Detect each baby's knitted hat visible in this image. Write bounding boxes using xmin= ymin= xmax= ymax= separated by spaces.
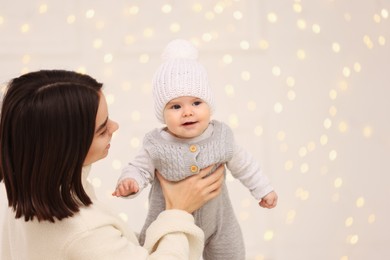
xmin=152 ymin=39 xmax=215 ymax=123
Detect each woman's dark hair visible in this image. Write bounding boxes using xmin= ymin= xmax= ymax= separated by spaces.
xmin=0 ymin=70 xmax=103 ymax=222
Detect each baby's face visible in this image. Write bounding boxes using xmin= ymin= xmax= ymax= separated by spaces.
xmin=163 ymin=96 xmax=211 ymax=139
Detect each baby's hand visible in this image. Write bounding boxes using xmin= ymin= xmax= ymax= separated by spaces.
xmin=259 ymin=191 xmax=278 ymax=209
xmin=112 ymin=178 xmax=139 ymax=197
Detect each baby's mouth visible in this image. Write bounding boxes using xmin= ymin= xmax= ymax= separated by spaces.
xmin=182 ymin=121 xmax=196 ymax=126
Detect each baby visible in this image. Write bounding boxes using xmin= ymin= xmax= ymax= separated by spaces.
xmin=113 ymin=39 xmax=278 ymax=260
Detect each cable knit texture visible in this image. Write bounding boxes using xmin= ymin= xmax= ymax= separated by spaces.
xmin=152 ymin=39 xmax=215 ymax=123
xmin=144 ymin=120 xmax=234 ymax=181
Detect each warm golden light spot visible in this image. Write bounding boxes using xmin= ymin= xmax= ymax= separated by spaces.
xmin=112 ymin=159 xmax=122 ymax=170
xmin=332 ymin=42 xmax=341 ymax=53
xmin=214 ymin=3 xmax=224 ymax=14
xmin=22 ymin=55 xmax=31 ymax=64
xmin=241 ymin=71 xmax=251 ymax=81
xmin=363 ymin=35 xmax=374 ymax=49
xmin=233 ymin=11 xmax=243 ymax=20
xmin=297 ymin=49 xmax=306 ymax=60
xmin=329 ymin=106 xmax=337 ymax=117
xmin=298 ymin=147 xmax=307 ymax=157
xmin=239 ymin=211 xmax=249 ymax=221
xmin=286 ymin=209 xmax=296 ymax=224
xmin=255 ymin=255 xmax=265 ymax=260
xmin=345 ymin=217 xmax=353 ymax=227
xmin=300 ymin=163 xmax=309 ymax=173
xmin=312 ymin=24 xmax=321 ymax=34
xmin=329 ymin=89 xmax=337 ymax=100
xmin=95 ymin=21 xmax=105 ymax=30
xmin=93 ymin=39 xmax=103 ymax=49
xmin=378 ymin=36 xmax=386 ymax=46
xmin=205 ymin=12 xmax=215 ymax=20
xmin=104 ymin=54 xmax=113 ymax=63
xmin=334 ymin=177 xmax=343 ymax=188
xmin=139 ymin=54 xmax=149 ymax=63
xmin=297 ymin=19 xmax=306 ymax=30
xmin=85 ymin=9 xmax=95 ymax=19
xmin=285 ymin=160 xmax=293 ymax=171
xmin=130 ymin=137 xmax=140 ymax=148
xmin=296 ymin=188 xmax=309 ymax=200
xmin=338 ymin=121 xmax=348 ymax=133
xmin=202 ymin=33 xmax=212 ymax=42
xmin=356 ymin=197 xmax=365 ymax=208
xmin=272 ymin=66 xmax=281 ymax=76
xmin=229 ymin=114 xmax=239 ymax=129
xmin=0 ymin=16 xmax=4 ymax=25
xmin=192 ymin=3 xmax=203 ymax=12
xmin=125 ymin=35 xmax=135 ymax=45
xmin=381 ymin=8 xmax=389 ymax=19
xmin=259 ymin=40 xmax=269 ymax=50
xmin=347 ymin=235 xmax=359 ymax=245
xmin=39 ymin=4 xmax=48 ymax=14
xmin=161 ymin=4 xmax=172 ymax=13
xmin=339 ymin=80 xmax=348 ymax=91
xmin=254 ymin=126 xmax=263 ymax=136
xmin=128 ymin=6 xmax=139 ymax=15
xmin=277 ymin=131 xmax=286 ymax=141
xmin=342 ymin=67 xmax=351 ymax=77
xmin=307 ymin=142 xmax=316 ymax=151
xmin=76 ymin=67 xmax=87 ymax=74
xmin=373 ymin=14 xmax=381 ymax=23
xmin=67 ymin=15 xmax=76 ymax=24
xmin=240 ymin=41 xmax=250 ymax=50
xmin=286 ymin=77 xmax=295 ymax=87
xmin=170 ymin=23 xmax=181 ymax=33
xmin=329 ymin=150 xmax=337 ymax=161
xmin=247 ymin=101 xmax=256 ymax=111
xmin=121 ymin=82 xmax=131 ymax=91
xmin=287 ymin=90 xmax=296 ymax=101
xmin=363 ymin=126 xmax=373 ymax=138
xmin=267 ymin=12 xmax=278 ymax=23
xmin=368 ymin=214 xmax=376 ymax=224
xmin=21 ymin=23 xmax=30 ymax=33
xmin=131 ymin=111 xmax=141 ymax=121
xmin=293 ymin=3 xmax=302 ymax=13
xmin=353 ymin=62 xmax=361 ymax=72
xmin=225 ymin=84 xmax=235 ymax=97
xmin=340 ymin=256 xmax=349 ymax=260
xmin=344 ymin=13 xmax=352 ymax=22
xmin=320 ymin=134 xmax=328 ymax=145
xmin=274 ymin=102 xmax=283 ymax=113
xmin=323 ymin=118 xmax=332 ymax=129
xmin=223 ymin=54 xmax=233 ymax=64
xmin=143 ymin=28 xmax=154 ymax=37
xmin=263 ymin=230 xmax=274 ymax=241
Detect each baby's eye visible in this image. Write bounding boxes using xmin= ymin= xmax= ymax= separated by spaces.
xmin=193 ymin=101 xmax=202 ymax=106
xmin=171 ymin=104 xmax=181 ymax=110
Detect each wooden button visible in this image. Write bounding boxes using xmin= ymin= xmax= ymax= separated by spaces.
xmin=189 ymin=145 xmax=197 ymax=152
xmin=190 ymin=165 xmax=198 ymax=173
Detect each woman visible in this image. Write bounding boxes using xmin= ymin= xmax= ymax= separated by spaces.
xmin=0 ymin=70 xmax=224 ymax=259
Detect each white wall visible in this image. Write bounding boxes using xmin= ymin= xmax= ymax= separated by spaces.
xmin=1 ymin=1 xmax=389 ymax=259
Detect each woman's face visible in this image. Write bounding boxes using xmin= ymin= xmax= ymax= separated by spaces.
xmin=83 ymin=92 xmax=119 ymax=166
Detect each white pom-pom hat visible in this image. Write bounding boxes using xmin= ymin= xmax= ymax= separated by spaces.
xmin=153 ymin=39 xmax=215 ymax=123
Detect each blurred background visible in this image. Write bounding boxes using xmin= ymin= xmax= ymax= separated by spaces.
xmin=0 ymin=1 xmax=389 ymax=259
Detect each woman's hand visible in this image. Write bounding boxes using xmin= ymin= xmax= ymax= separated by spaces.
xmin=156 ymin=164 xmax=224 ymax=213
